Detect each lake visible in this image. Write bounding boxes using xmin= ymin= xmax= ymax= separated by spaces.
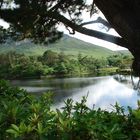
xmin=10 ymin=76 xmax=140 ymax=111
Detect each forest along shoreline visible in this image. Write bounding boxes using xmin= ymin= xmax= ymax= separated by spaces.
xmin=0 ymin=50 xmax=132 ymax=80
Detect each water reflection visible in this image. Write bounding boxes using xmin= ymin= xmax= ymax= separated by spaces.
xmin=11 ymin=76 xmax=140 ymax=111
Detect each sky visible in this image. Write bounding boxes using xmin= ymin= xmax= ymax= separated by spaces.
xmin=0 ymin=0 xmax=127 ymax=51
xmin=58 ymin=0 xmax=127 ymax=51
xmin=0 ymin=19 xmax=9 ymax=28
xmin=58 ymin=10 xmax=126 ymax=51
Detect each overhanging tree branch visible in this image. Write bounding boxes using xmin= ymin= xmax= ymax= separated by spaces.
xmin=0 ymin=1 xmax=129 ymax=49
xmin=80 ymin=17 xmax=111 ymax=28
xmin=80 ymin=17 xmax=112 ymax=31
xmin=50 ymin=12 xmax=128 ymax=48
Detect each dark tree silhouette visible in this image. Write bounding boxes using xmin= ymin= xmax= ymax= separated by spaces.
xmin=94 ymin=0 xmax=140 ymax=76
xmin=0 ymin=0 xmax=140 ymax=75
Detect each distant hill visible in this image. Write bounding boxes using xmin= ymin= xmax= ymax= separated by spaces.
xmin=116 ymin=50 xmax=131 ymax=55
xmin=0 ymin=35 xmax=131 ymax=58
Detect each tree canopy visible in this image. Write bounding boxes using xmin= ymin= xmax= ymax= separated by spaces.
xmin=0 ymin=0 xmax=140 ymax=75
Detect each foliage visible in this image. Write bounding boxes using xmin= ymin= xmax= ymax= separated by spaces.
xmin=0 ymin=51 xmax=132 ymax=79
xmin=1 ymin=0 xmax=140 ymax=77
xmin=1 ymin=80 xmax=140 ymax=140
xmin=107 ymin=54 xmax=132 ymax=68
xmin=0 ymin=0 xmax=91 ymax=43
xmin=0 ymin=52 xmax=45 ymax=79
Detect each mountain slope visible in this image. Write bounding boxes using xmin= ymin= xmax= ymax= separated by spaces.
xmin=47 ymin=35 xmax=116 ymax=58
xmin=0 ymin=35 xmax=131 ymax=58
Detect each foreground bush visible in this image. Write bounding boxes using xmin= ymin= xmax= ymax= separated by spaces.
xmin=0 ymin=80 xmax=140 ymax=140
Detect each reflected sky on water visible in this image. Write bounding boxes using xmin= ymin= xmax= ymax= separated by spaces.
xmin=11 ymin=76 xmax=140 ymax=111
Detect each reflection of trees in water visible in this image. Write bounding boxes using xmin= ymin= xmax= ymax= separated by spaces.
xmin=11 ymin=77 xmax=140 ymax=110
xmin=114 ymin=75 xmax=140 ymax=93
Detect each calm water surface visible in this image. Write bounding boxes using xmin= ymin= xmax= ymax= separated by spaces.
xmin=11 ymin=76 xmax=140 ymax=111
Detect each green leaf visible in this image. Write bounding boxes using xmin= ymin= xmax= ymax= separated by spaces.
xmin=6 ymin=129 xmax=17 ymax=134
xmin=11 ymin=124 xmax=19 ymax=132
xmin=37 ymin=122 xmax=44 ymax=134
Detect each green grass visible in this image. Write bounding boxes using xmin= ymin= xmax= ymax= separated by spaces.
xmin=0 ymin=42 xmax=47 ymax=56
xmin=0 ymin=35 xmax=131 ymax=58
xmin=47 ymin=36 xmax=115 ymax=58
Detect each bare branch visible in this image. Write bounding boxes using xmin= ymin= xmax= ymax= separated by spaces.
xmin=80 ymin=21 xmax=98 ymax=26
xmin=80 ymin=17 xmax=112 ymax=31
xmin=65 ymin=26 xmax=75 ymax=34
xmin=0 ymin=0 xmax=3 ymax=8
xmin=90 ymin=0 xmax=95 ymax=17
xmin=47 ymin=0 xmax=65 ymax=13
xmin=49 ymin=12 xmax=128 ymax=49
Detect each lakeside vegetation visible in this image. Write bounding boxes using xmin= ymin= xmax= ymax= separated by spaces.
xmin=0 ymin=35 xmax=132 ymax=80
xmin=0 ymin=0 xmax=140 ymax=139
xmin=0 ymin=50 xmax=132 ymax=79
xmin=0 ymin=36 xmax=135 ymax=140
xmin=1 ymin=80 xmax=140 ymax=140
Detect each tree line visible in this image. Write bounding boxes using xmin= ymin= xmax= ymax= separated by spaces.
xmin=0 ymin=51 xmax=132 ymax=79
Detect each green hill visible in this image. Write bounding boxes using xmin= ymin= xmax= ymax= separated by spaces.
xmin=0 ymin=35 xmax=131 ymax=58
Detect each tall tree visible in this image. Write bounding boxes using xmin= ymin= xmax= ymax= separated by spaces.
xmin=94 ymin=0 xmax=140 ymax=76
xmin=0 ymin=0 xmax=140 ymax=75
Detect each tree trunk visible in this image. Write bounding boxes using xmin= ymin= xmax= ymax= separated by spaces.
xmin=130 ymin=47 xmax=140 ymax=76
xmin=95 ymin=0 xmax=140 ymax=75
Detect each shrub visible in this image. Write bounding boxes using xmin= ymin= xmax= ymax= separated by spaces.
xmin=0 ymin=80 xmax=140 ymax=140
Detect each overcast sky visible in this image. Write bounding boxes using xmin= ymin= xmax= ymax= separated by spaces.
xmin=58 ymin=9 xmax=126 ymax=51
xmin=0 ymin=0 xmax=126 ymax=51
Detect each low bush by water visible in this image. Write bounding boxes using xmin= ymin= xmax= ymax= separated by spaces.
xmin=0 ymin=80 xmax=140 ymax=140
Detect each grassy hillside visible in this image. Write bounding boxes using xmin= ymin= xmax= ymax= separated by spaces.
xmin=0 ymin=35 xmax=131 ymax=58
xmin=47 ymin=35 xmax=116 ymax=58
xmin=0 ymin=41 xmax=47 ymax=56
